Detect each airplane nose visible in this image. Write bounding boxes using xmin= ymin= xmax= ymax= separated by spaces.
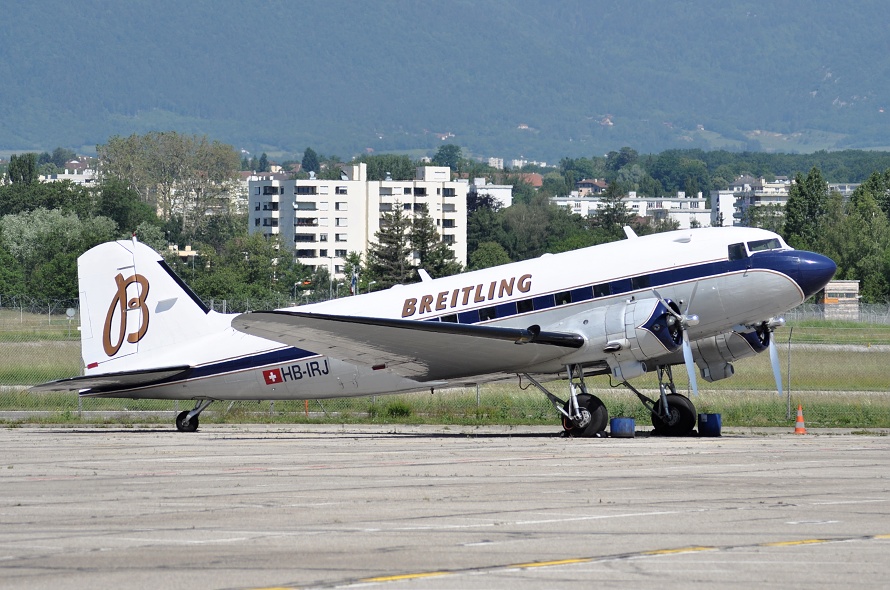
xmin=796 ymin=251 xmax=837 ymax=299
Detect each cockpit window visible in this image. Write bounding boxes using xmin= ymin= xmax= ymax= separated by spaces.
xmin=747 ymin=238 xmax=782 ymax=252
xmin=728 ymin=243 xmax=747 ymax=261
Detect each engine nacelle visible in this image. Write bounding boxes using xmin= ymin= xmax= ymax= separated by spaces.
xmin=692 ymin=329 xmax=770 ymax=382
xmin=555 ymin=297 xmax=683 ymax=381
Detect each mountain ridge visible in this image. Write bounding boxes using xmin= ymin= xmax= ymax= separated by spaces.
xmin=2 ymin=1 xmax=890 ymax=160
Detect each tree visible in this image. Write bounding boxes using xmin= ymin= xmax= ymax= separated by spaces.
xmin=366 ymin=203 xmax=414 ymax=288
xmin=6 ymin=153 xmax=38 ymax=184
xmin=301 ymin=147 xmax=319 ymax=174
xmin=467 ymin=199 xmax=506 ymax=255
xmin=0 ymin=241 xmax=25 ymax=295
xmin=97 ymin=132 xmax=239 ymax=236
xmin=356 ymin=154 xmax=416 ymax=180
xmin=51 ymin=147 xmax=76 ymax=169
xmin=95 ymin=179 xmax=158 ymax=233
xmin=606 ymin=147 xmax=639 ymax=172
xmin=0 ymin=180 xmax=93 ymax=218
xmin=409 ymin=205 xmax=439 ymax=271
xmin=421 ymin=241 xmax=463 ymax=278
xmin=0 ymin=208 xmax=117 ymax=299
xmin=783 ymin=167 xmax=829 ymax=250
xmin=468 ymin=241 xmax=511 ymax=270
xmin=590 ymin=182 xmax=635 ymax=239
xmin=258 ymin=152 xmax=269 ymax=173
xmin=431 ymin=144 xmax=462 ymax=172
xmin=410 ymin=205 xmax=462 ymax=278
xmin=500 ymin=197 xmax=551 ymax=260
xmin=743 ymin=203 xmax=785 ymax=233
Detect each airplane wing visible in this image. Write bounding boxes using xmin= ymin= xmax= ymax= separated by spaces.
xmin=233 ymin=311 xmax=584 ymax=381
xmin=29 ymin=366 xmax=191 ymax=394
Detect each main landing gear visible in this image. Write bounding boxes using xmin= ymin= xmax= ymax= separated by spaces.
xmin=524 ymin=366 xmax=609 ymax=437
xmin=523 ymin=364 xmax=697 ymax=438
xmin=623 ymin=365 xmax=697 ymax=436
xmin=175 ymin=399 xmax=214 ymax=432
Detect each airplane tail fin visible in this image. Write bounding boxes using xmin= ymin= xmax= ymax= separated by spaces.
xmin=78 ymin=237 xmax=222 ymax=375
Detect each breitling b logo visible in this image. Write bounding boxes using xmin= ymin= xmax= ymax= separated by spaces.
xmin=103 ymin=273 xmax=150 ymax=357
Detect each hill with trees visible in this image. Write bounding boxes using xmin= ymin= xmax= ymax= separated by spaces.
xmin=3 ymin=1 xmax=890 ymax=161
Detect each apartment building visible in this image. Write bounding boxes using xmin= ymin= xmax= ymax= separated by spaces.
xmin=552 ymin=190 xmax=719 ymax=229
xmin=248 ymin=164 xmax=467 ymax=277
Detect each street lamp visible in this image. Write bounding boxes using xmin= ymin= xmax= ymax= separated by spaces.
xmin=368 ymin=280 xmax=377 ymax=294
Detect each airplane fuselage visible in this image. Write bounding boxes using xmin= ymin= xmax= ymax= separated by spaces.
xmin=77 ymin=227 xmax=833 ymax=402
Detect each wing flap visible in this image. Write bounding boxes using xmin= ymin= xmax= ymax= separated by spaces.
xmin=233 ymin=311 xmax=584 ymax=381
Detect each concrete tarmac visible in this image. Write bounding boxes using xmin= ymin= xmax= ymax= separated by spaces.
xmin=1 ymin=424 xmax=888 ymax=589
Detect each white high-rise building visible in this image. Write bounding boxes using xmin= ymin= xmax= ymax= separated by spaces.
xmin=248 ymin=164 xmax=467 ymax=277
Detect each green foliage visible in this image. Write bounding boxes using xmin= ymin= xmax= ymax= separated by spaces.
xmin=94 ymin=179 xmax=159 ymax=233
xmin=96 ymin=131 xmax=240 ymax=237
xmin=355 ymin=153 xmax=416 ymax=180
xmin=469 ymin=241 xmax=511 ymax=270
xmin=410 ymin=205 xmax=462 ymax=279
xmin=783 ymin=167 xmax=829 ymax=250
xmin=366 ymin=203 xmax=414 ymax=288
xmin=0 ymin=180 xmax=93 ymax=218
xmin=0 ymin=209 xmax=118 ymax=298
xmin=6 ymin=154 xmax=38 ymax=185
xmin=431 ymin=144 xmax=462 ymax=172
xmin=182 ymin=233 xmax=313 ymax=302
xmin=589 ymin=182 xmax=635 ymax=240
xmin=301 ymin=148 xmax=319 ymax=174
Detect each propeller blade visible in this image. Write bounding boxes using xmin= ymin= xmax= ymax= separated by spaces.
xmin=682 ymin=332 xmax=699 ymax=396
xmin=683 ymin=282 xmax=700 ymax=315
xmin=768 ymin=338 xmax=784 ymax=397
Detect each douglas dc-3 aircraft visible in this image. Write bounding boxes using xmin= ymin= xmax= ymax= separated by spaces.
xmin=33 ymin=226 xmax=836 ymax=436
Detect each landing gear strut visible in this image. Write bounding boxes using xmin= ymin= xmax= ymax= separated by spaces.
xmin=623 ymin=365 xmax=697 ymax=436
xmin=523 ymin=365 xmax=609 ymax=437
xmin=175 ymin=399 xmax=214 ymax=432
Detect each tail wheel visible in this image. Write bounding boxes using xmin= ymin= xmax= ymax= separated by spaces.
xmin=651 ymin=393 xmax=696 ymax=436
xmin=562 ymin=393 xmax=609 ymax=437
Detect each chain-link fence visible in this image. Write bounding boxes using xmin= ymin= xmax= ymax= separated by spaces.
xmin=2 ymin=300 xmax=889 ymax=428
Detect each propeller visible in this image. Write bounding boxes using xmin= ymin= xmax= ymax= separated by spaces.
xmin=654 ymin=284 xmax=700 ymax=396
xmin=760 ymin=318 xmax=786 ymax=396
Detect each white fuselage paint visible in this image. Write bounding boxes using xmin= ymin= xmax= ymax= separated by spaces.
xmin=82 ymin=227 xmax=807 ymax=402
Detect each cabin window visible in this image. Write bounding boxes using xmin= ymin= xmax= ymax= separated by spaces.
xmin=555 ymin=291 xmax=572 ymax=306
xmin=728 ymin=243 xmax=747 ymax=261
xmin=748 ymin=238 xmax=782 ymax=252
xmin=441 ymin=314 xmax=458 ymax=323
xmin=593 ymin=283 xmax=610 ymax=298
xmin=631 ymin=275 xmax=650 ymax=290
xmin=533 ymin=295 xmax=555 ymax=310
xmin=479 ymin=306 xmax=497 ymax=321
xmin=496 ymin=302 xmax=517 ymax=318
xmin=517 ymin=299 xmax=534 ymax=314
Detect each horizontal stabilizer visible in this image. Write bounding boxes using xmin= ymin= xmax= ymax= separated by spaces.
xmin=30 ymin=366 xmax=191 ymax=394
xmin=233 ymin=311 xmax=584 ymax=381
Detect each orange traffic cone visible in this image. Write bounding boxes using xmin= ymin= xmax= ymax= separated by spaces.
xmin=794 ymin=404 xmax=807 ymax=434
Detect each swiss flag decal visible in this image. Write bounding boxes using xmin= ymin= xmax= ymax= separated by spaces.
xmin=262 ymin=368 xmax=283 ymax=385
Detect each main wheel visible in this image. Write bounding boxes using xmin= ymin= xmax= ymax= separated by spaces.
xmin=175 ymin=410 xmax=199 ymax=433
xmin=651 ymin=393 xmax=696 ymax=436
xmin=562 ymin=393 xmax=609 ymax=437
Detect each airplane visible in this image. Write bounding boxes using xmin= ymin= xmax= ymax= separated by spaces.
xmin=32 ymin=226 xmax=836 ymax=437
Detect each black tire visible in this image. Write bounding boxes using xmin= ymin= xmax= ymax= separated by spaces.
xmin=651 ymin=393 xmax=696 ymax=436
xmin=562 ymin=393 xmax=609 ymax=437
xmin=175 ymin=410 xmax=199 ymax=433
